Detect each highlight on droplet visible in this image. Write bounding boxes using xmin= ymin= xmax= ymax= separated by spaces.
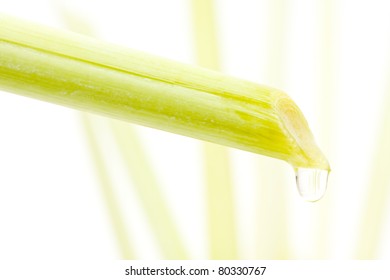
xmin=295 ymin=168 xmax=329 ymax=202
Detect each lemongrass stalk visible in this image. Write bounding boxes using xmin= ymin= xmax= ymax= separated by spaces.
xmin=56 ymin=10 xmax=188 ymax=259
xmin=191 ymin=0 xmax=237 ymax=260
xmin=82 ymin=115 xmax=135 ymax=259
xmin=0 ymin=14 xmax=329 ymax=171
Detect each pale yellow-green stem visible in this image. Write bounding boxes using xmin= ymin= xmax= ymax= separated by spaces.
xmin=0 ymin=14 xmax=329 ymax=171
xmin=82 ymin=115 xmax=135 ymax=259
xmin=191 ymin=0 xmax=237 ymax=260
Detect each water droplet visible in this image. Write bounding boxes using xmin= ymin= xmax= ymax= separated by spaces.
xmin=295 ymin=168 xmax=329 ymax=202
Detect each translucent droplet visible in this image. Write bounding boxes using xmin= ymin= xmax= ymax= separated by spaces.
xmin=295 ymin=168 xmax=329 ymax=202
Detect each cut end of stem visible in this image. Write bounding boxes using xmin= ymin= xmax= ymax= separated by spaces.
xmin=273 ymin=91 xmax=330 ymax=171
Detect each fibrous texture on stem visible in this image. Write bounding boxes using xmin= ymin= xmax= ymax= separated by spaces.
xmin=0 ymin=14 xmax=329 ymax=171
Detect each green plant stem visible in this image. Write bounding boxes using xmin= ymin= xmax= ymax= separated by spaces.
xmin=0 ymin=14 xmax=329 ymax=171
